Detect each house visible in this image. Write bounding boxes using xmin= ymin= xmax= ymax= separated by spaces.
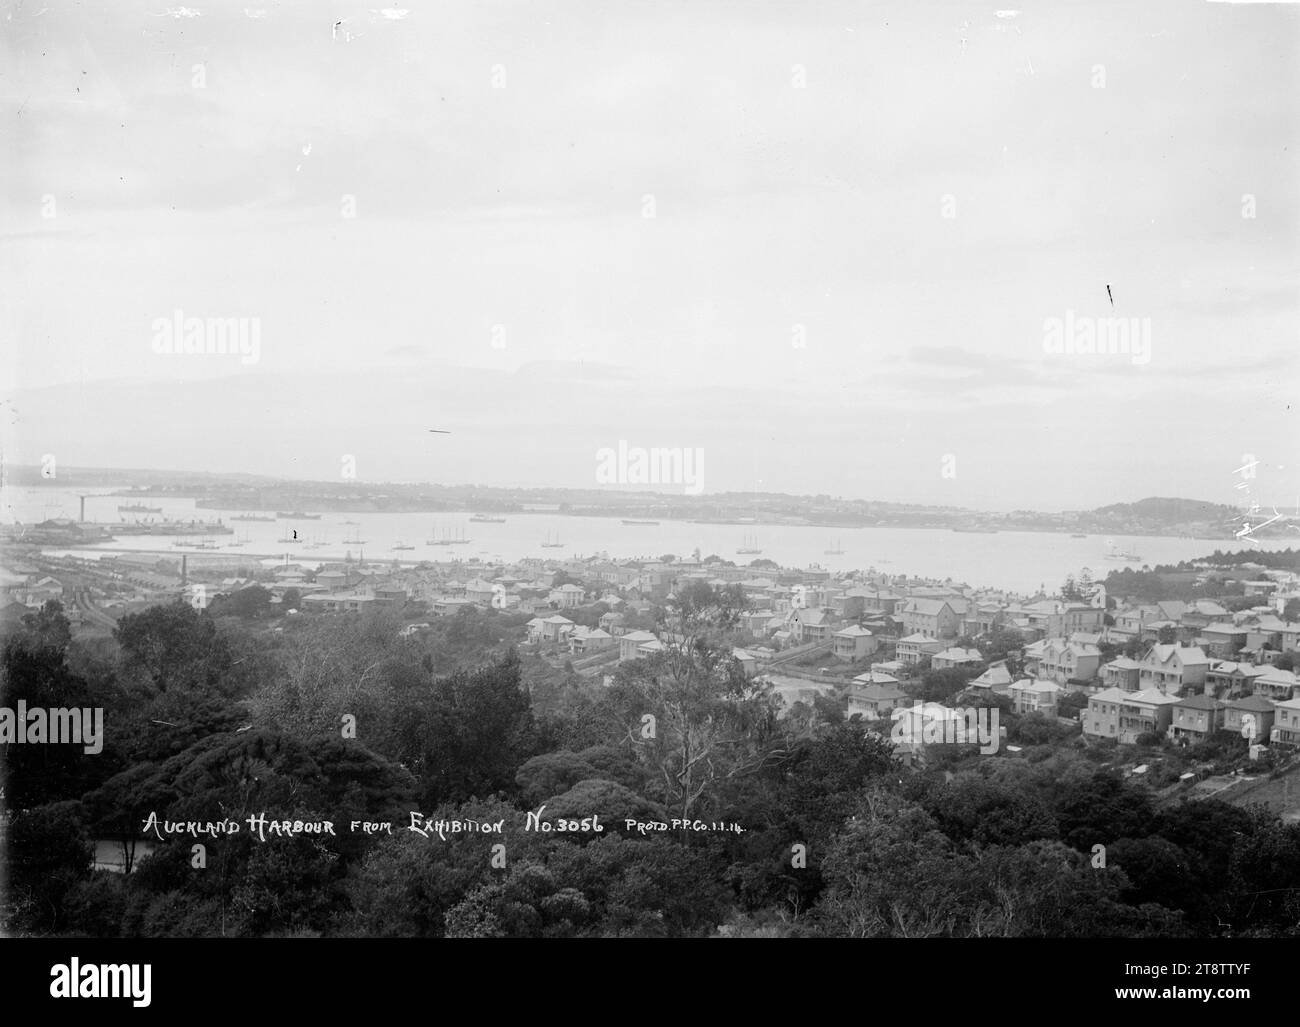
xmin=1112 ymin=689 xmax=1180 ymax=744
xmin=963 ymin=602 xmax=1005 ymax=638
xmin=1137 ymin=645 xmax=1211 ymax=695
xmin=302 ymin=592 xmax=376 ymax=613
xmin=1010 ymin=679 xmax=1063 ymax=717
xmin=1204 ymin=661 xmax=1267 ymax=698
xmin=1180 ymin=600 xmax=1230 ymax=631
xmin=1222 ymin=694 xmax=1277 ymax=743
xmin=833 ymin=625 xmax=876 ymax=661
xmin=888 ymin=702 xmax=972 ymax=752
xmin=432 ymin=597 xmax=476 ymax=616
xmin=931 ymin=646 xmax=984 ymax=670
xmin=896 ymin=633 xmax=945 ymax=667
xmin=1269 ymin=698 xmax=1300 ymax=747
xmin=732 ymin=648 xmax=769 ymax=678
xmin=860 ymin=590 xmax=904 ymax=616
xmin=463 ymin=579 xmax=497 ymax=605
xmin=1168 ymin=694 xmax=1224 ymax=743
xmin=568 ymin=626 xmax=614 ymax=654
xmin=1242 ymin=615 xmax=1286 ymax=652
xmin=525 ymin=617 xmax=546 ymax=643
xmin=846 ymin=681 xmax=908 ymax=720
xmin=1200 ymin=623 xmax=1249 ymax=658
xmin=899 ymin=599 xmax=962 ymax=640
xmin=618 ymin=630 xmax=658 ymax=662
xmin=1036 ymin=638 xmax=1102 ymax=685
xmin=1016 ymin=600 xmax=1104 ymax=639
xmin=967 ymin=660 xmax=1013 ymax=696
xmin=1252 ymin=666 xmax=1298 ymax=702
xmin=791 ymin=607 xmax=836 ymax=644
xmin=549 ymin=583 xmax=586 ymax=609
xmin=1100 ymin=658 xmax=1142 ymax=692
xmin=598 ymin=610 xmax=625 ymax=631
xmin=870 ymin=659 xmax=907 ymax=677
xmin=539 ymin=614 xmax=575 ymax=643
xmin=1139 ymin=620 xmax=1183 ymax=644
xmin=1083 ymin=687 xmax=1129 ymax=739
xmin=762 ymin=673 xmax=838 ymax=718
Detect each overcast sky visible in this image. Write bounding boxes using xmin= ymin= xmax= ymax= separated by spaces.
xmin=2 ymin=0 xmax=1298 ymax=511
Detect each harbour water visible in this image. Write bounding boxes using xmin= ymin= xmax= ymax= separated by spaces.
xmin=3 ymin=487 xmax=1289 ymax=595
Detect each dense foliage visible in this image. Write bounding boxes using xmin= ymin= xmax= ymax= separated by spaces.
xmin=4 ymin=596 xmax=1299 ymax=938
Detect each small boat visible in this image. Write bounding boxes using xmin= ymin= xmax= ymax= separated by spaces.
xmin=277 ymin=536 xmax=303 ymax=544
xmin=824 ymin=539 xmax=845 ymax=554
xmin=952 ymin=526 xmax=999 ymax=534
xmin=231 ymin=513 xmax=275 ymax=522
xmin=1071 ymin=533 xmax=1088 ymax=538
xmin=119 ymin=503 xmax=163 ymax=513
xmin=469 ymin=514 xmax=506 ymax=523
xmin=392 ymin=541 xmax=415 ymax=551
xmin=622 ymin=519 xmax=660 ymax=526
xmin=276 ymin=511 xmax=321 ymax=520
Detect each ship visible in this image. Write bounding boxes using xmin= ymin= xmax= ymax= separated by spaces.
xmin=277 ymin=534 xmax=303 ymax=544
xmin=426 ymin=526 xmax=471 ymax=545
xmin=1103 ymin=539 xmax=1142 ymax=562
xmin=736 ymin=533 xmax=762 ymax=555
xmin=622 ymin=519 xmax=660 ymax=526
xmin=469 ymin=514 xmax=507 ymax=523
xmin=952 ymin=526 xmax=999 ymax=534
xmin=231 ymin=513 xmax=275 ymax=522
xmin=541 ymin=531 xmax=566 ymax=549
xmin=118 ymin=504 xmax=163 ymax=513
xmin=277 ymin=511 xmax=321 ymax=519
xmin=824 ymin=539 xmax=846 ymax=554
xmin=1071 ymin=533 xmax=1088 ymax=538
xmin=391 ymin=541 xmax=415 ymax=551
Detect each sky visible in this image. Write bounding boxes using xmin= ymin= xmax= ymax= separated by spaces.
xmin=2 ymin=0 xmax=1298 ymax=511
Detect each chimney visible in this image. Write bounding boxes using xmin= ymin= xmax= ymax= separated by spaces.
xmin=79 ymin=495 xmax=86 ymax=522
xmin=181 ymin=554 xmax=188 ymax=585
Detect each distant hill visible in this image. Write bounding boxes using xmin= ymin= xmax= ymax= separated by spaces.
xmin=1088 ymin=497 xmax=1236 ymax=521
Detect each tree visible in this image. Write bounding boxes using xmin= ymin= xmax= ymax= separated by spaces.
xmin=281 ymin=588 xmax=303 ymax=611
xmin=210 ymin=584 xmax=273 ymax=620
xmin=601 ymin=583 xmax=783 ymax=820
xmin=113 ymin=601 xmax=233 ymax=695
xmin=1282 ymin=598 xmax=1300 ymax=623
xmin=1156 ymin=625 xmax=1178 ymax=644
xmin=5 ymin=801 xmax=94 ymax=933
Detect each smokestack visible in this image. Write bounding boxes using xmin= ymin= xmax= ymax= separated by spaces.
xmin=80 ymin=495 xmax=85 ymax=523
xmin=181 ymin=554 xmax=187 ymax=585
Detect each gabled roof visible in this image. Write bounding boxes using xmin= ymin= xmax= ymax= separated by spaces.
xmin=902 ymin=598 xmax=953 ymax=617
xmin=1174 ymin=693 xmax=1220 ymax=711
xmin=971 ymin=662 xmax=1012 ymax=687
xmin=850 ymin=682 xmax=908 ymax=701
xmin=1089 ymin=687 xmax=1132 ymax=703
xmin=1143 ymin=644 xmax=1210 ymax=667
xmin=1209 ymin=661 xmax=1266 ymax=677
xmin=835 ymin=625 xmax=873 ymax=637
